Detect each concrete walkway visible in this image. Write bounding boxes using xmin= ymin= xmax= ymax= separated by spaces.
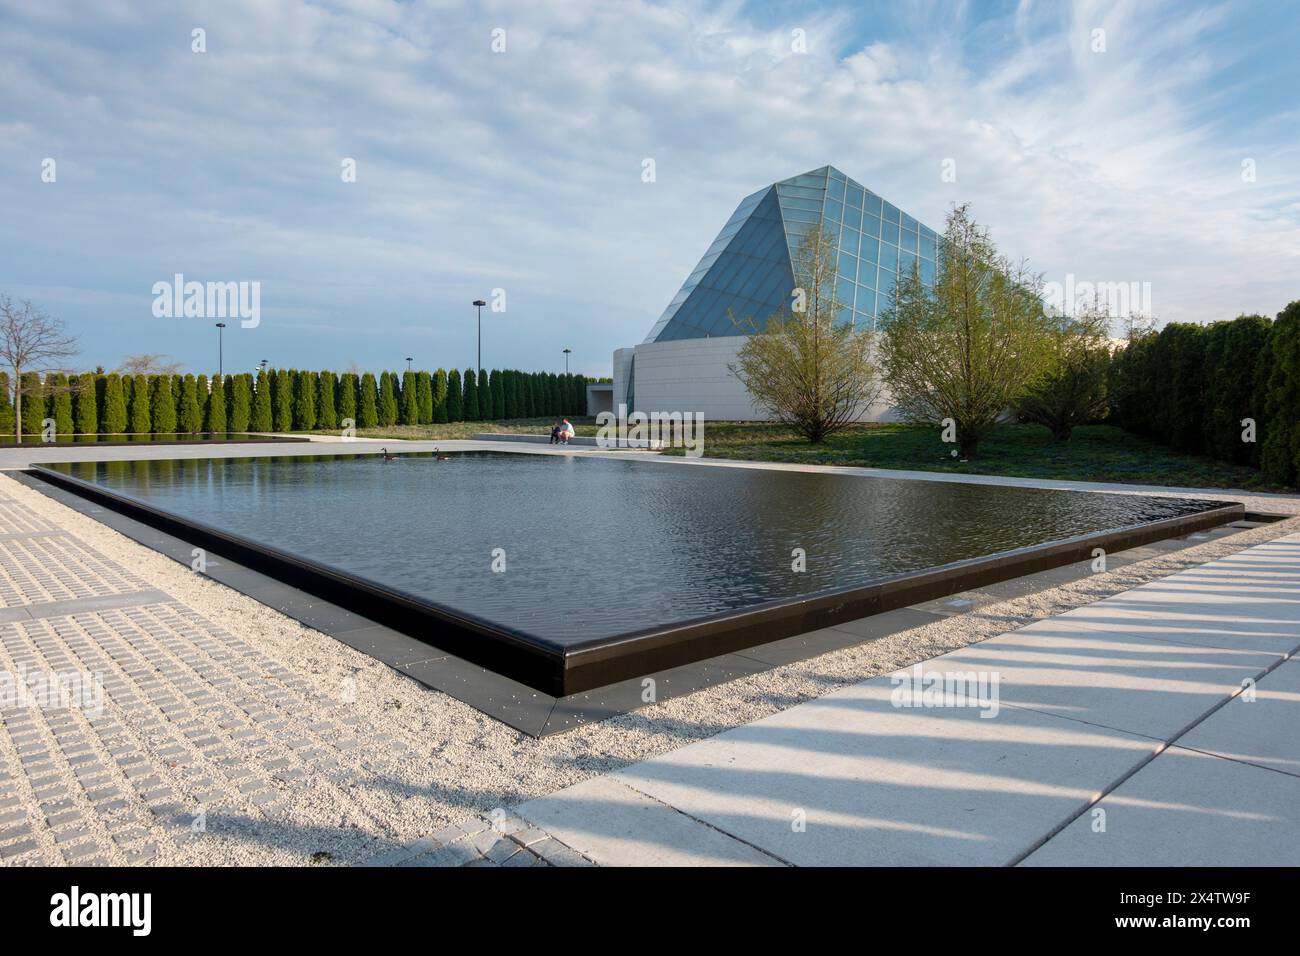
xmin=512 ymin=534 xmax=1300 ymax=866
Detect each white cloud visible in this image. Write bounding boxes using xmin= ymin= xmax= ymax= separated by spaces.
xmin=0 ymin=0 xmax=1295 ymax=375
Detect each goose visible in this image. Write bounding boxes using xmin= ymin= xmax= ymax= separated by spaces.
xmin=380 ymin=447 xmax=399 ymax=462
xmin=433 ymin=446 xmax=451 ymax=461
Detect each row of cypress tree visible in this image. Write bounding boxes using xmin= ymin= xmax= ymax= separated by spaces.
xmin=1108 ymin=300 xmax=1300 ymax=486
xmin=0 ymin=368 xmax=590 ymax=437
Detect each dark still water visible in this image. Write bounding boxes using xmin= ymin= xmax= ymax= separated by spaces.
xmin=47 ymin=453 xmax=1223 ymax=644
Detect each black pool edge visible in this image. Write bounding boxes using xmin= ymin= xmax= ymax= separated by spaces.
xmin=25 ymin=465 xmax=569 ymax=695
xmin=25 ymin=464 xmax=1246 ymax=699
xmin=560 ymin=502 xmax=1246 ymax=692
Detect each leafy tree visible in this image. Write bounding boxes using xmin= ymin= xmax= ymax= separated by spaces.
xmin=462 ymin=369 xmax=479 ymax=421
xmin=1017 ymin=301 xmax=1113 ymax=441
xmin=294 ymin=369 xmax=317 ymax=430
xmin=101 ymin=373 xmax=126 ymax=433
xmin=253 ymin=369 xmax=273 ymax=431
xmin=129 ymin=373 xmax=151 ymax=433
xmin=150 ymin=373 xmax=177 ymax=433
xmin=400 ymin=370 xmax=419 ymax=425
xmin=316 ymin=370 xmax=337 ymax=430
xmin=879 ymin=204 xmax=1052 ymax=458
xmin=358 ymin=372 xmax=379 ymax=428
xmin=733 ymin=224 xmax=882 ymax=443
xmin=445 ymin=369 xmax=462 ymax=421
xmin=378 ymin=371 xmax=398 ymax=425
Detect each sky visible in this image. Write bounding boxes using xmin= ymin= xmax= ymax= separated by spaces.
xmin=1 ymin=0 xmax=1297 ymax=378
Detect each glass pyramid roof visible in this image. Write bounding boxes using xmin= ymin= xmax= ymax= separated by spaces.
xmin=643 ymin=166 xmax=939 ymax=342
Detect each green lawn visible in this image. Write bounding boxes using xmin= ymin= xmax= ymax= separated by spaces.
xmin=310 ymin=417 xmax=602 ymax=442
xmin=306 ymin=417 xmax=1288 ymax=492
xmin=659 ymin=421 xmax=1287 ymax=491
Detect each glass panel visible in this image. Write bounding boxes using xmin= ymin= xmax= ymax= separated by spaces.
xmin=899 ymin=250 xmax=918 ymax=276
xmin=825 ymin=198 xmax=843 ymax=223
xmin=882 ymin=219 xmax=900 ymax=246
xmin=861 ymin=214 xmax=880 ymax=238
xmin=919 ymin=234 xmax=937 ymax=260
xmin=901 ymin=228 xmax=919 ymax=253
xmin=835 ymin=276 xmax=856 ymax=309
xmin=901 ymin=214 xmax=918 ymax=232
xmin=878 ymin=243 xmax=898 ymax=272
xmin=843 ymin=206 xmax=861 ymax=230
xmin=857 ymin=258 xmax=875 ymax=287
xmin=865 ymin=193 xmax=882 ymax=217
xmin=845 ymin=183 xmax=864 ymax=209
xmin=839 ymin=227 xmax=860 ymax=256
xmin=920 ymin=258 xmax=936 ymax=284
xmin=827 ymin=177 xmax=845 ymax=201
xmin=837 ymin=251 xmax=857 ymax=279
xmin=881 ymin=201 xmax=900 ymax=224
xmin=878 ymin=268 xmax=897 ymax=300
xmin=780 ymin=196 xmax=824 ymax=212
xmin=860 ymin=238 xmax=879 ymax=264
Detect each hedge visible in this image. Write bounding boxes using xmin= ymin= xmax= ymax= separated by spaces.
xmin=0 ymin=366 xmax=593 ymax=437
xmin=1108 ymin=301 xmax=1299 ymax=486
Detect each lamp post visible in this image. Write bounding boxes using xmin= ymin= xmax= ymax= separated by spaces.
xmin=472 ymin=299 xmax=487 ymax=373
xmin=406 ymin=357 xmax=413 ymax=372
xmin=562 ymin=348 xmax=571 ymax=374
xmin=215 ymin=322 xmax=226 ymax=379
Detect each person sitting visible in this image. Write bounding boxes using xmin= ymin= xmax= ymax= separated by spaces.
xmin=557 ymin=419 xmax=576 ymax=444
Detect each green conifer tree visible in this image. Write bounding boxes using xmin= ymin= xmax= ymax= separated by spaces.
xmin=150 ymin=374 xmax=177 ymax=433
xmin=378 ymin=371 xmax=399 ymax=426
xmin=316 ymin=370 xmax=337 ymax=430
xmin=358 ymin=372 xmax=379 ymax=428
xmin=253 ymin=370 xmax=273 ymax=431
xmin=432 ymin=369 xmax=448 ymax=423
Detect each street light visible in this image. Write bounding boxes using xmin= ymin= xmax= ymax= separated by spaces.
xmin=215 ymin=323 xmax=226 ymax=379
xmin=406 ymin=357 xmax=413 ymax=372
xmin=472 ymin=299 xmax=487 ymax=373
xmin=562 ymin=348 xmax=571 ymax=373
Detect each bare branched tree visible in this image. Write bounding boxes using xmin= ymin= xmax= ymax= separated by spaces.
xmin=118 ymin=353 xmax=182 ymax=376
xmin=730 ymin=225 xmax=882 ymax=442
xmin=0 ymin=295 xmax=80 ymax=440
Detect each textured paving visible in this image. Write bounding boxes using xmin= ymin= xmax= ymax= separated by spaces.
xmin=0 ymin=489 xmax=588 ymax=867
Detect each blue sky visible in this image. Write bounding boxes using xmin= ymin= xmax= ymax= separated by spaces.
xmin=1 ymin=0 xmax=1297 ymax=377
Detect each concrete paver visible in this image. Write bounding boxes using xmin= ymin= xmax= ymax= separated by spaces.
xmin=1021 ymin=746 xmax=1300 ymax=866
